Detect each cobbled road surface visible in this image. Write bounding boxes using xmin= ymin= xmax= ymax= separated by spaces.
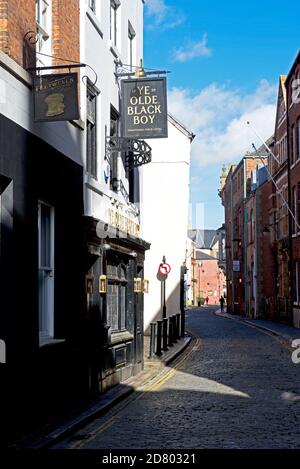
xmin=55 ymin=306 xmax=300 ymax=449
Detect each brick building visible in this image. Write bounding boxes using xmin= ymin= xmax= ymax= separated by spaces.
xmin=245 ymin=164 xmax=277 ymax=318
xmin=220 ymin=51 xmax=300 ymax=326
xmin=188 ymin=229 xmax=226 ymax=305
xmin=220 ymin=153 xmax=268 ymax=315
xmin=286 ymin=51 xmax=300 ymax=328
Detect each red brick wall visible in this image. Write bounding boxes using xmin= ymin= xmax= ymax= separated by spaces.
xmin=288 ymin=57 xmax=300 ymax=301
xmin=0 ymin=0 xmax=35 ymax=66
xmin=52 ymin=0 xmax=80 ymax=65
xmin=196 ymin=259 xmax=226 ymax=305
xmin=0 ymin=1 xmax=80 ymax=67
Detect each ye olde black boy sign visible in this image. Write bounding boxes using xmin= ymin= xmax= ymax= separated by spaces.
xmin=121 ymin=77 xmax=168 ymax=139
xmin=33 ymin=73 xmax=79 ymax=122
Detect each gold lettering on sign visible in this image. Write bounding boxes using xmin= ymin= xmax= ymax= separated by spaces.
xmin=108 ymin=209 xmax=140 ymax=237
xmin=127 ymin=83 xmax=163 ymax=126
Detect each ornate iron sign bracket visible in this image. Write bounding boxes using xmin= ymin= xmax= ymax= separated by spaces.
xmin=105 ymin=137 xmax=152 ymax=169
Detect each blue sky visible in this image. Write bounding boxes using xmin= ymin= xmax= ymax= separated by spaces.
xmin=143 ymin=0 xmax=300 ymax=229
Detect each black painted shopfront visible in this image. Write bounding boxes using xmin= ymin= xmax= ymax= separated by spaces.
xmin=84 ymin=217 xmax=150 ymax=394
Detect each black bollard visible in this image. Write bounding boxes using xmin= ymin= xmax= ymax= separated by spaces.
xmin=180 ymin=309 xmax=185 ymax=338
xmin=176 ymin=313 xmax=181 ymax=339
xmin=172 ymin=315 xmax=177 ymax=343
xmin=168 ymin=317 xmax=173 ymax=347
xmin=163 ymin=318 xmax=168 ymax=351
xmin=156 ymin=320 xmax=162 ymax=356
xmin=149 ymin=322 xmax=156 ymax=359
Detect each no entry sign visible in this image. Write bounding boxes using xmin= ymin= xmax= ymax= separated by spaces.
xmin=159 ymin=263 xmax=171 ymax=275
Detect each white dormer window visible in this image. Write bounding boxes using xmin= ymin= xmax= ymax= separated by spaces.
xmin=36 ymin=0 xmax=52 ymax=67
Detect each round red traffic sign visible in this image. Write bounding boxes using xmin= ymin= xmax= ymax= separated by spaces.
xmin=159 ymin=263 xmax=171 ymax=275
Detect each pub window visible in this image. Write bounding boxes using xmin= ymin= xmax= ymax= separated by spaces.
xmin=36 ymin=0 xmax=52 ymax=67
xmin=86 ymin=81 xmax=98 ymax=178
xmin=110 ymin=106 xmax=120 ymax=192
xmin=107 ymin=256 xmax=128 ymax=332
xmin=110 ymin=0 xmax=120 ymax=47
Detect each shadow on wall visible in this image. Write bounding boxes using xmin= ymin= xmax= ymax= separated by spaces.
xmin=145 ymin=281 xmax=181 ymax=334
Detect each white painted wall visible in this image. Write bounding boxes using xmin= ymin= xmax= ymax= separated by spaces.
xmin=184 ymin=237 xmax=196 ymax=306
xmin=81 ymin=0 xmax=144 ymax=228
xmin=141 ymin=116 xmax=193 ymax=331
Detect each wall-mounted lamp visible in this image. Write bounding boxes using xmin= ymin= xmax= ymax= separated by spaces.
xmin=239 ymin=278 xmax=243 ymax=284
xmin=102 ymin=243 xmax=111 ymax=251
xmin=134 ymin=277 xmax=142 ymax=293
xmin=85 ymin=274 xmax=94 ymax=294
xmin=143 ymin=279 xmax=149 ymax=293
xmin=99 ymin=275 xmax=107 ymax=293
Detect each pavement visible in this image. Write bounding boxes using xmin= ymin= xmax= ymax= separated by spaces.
xmin=215 ymin=308 xmax=300 ymax=349
xmin=12 ymin=332 xmax=191 ymax=449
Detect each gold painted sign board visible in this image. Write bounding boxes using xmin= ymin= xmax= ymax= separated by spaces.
xmin=33 ymin=73 xmax=79 ymax=122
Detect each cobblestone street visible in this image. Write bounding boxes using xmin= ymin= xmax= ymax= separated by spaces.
xmin=55 ymin=306 xmax=300 ymax=449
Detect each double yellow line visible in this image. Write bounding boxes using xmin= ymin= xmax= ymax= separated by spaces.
xmin=70 ymin=336 xmax=200 ymax=448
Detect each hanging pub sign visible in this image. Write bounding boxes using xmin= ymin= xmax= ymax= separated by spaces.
xmin=33 ymin=72 xmax=79 ymax=122
xmin=121 ymin=77 xmax=168 ymax=139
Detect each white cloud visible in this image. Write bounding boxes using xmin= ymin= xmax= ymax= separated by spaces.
xmin=168 ymin=80 xmax=277 ymax=168
xmin=174 ymin=34 xmax=212 ymax=62
xmin=145 ymin=0 xmax=185 ymax=29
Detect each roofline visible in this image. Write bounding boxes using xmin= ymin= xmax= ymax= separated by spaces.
xmin=285 ymin=50 xmax=300 ymax=84
xmin=168 ymin=113 xmax=196 ymax=141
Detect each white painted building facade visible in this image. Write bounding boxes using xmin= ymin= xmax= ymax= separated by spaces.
xmin=80 ymin=0 xmax=145 ymax=230
xmin=142 ymin=115 xmax=195 ymax=331
xmin=80 ymin=0 xmax=150 ymax=390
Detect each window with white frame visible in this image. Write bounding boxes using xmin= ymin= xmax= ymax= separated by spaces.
xmin=86 ymin=81 xmax=98 ymax=179
xmin=38 ymin=202 xmax=55 ymax=343
xmin=110 ymin=0 xmax=120 ymax=47
xmin=36 ymin=0 xmax=52 ymax=67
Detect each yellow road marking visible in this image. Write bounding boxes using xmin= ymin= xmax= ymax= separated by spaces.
xmin=70 ymin=336 xmax=200 ymax=449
